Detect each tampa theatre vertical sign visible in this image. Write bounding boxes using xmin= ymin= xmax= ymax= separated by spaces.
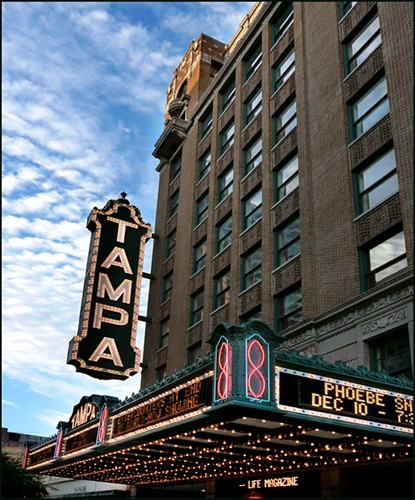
xmin=67 ymin=194 xmax=152 ymax=380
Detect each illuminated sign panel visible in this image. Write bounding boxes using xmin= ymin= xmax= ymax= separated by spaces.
xmin=214 ymin=337 xmax=232 ymax=401
xmin=277 ymin=368 xmax=413 ymax=432
xmin=246 ymin=335 xmax=270 ymax=401
xmin=112 ymin=375 xmax=213 ymax=438
xmin=67 ymin=196 xmax=152 ymax=380
xmin=65 ymin=426 xmax=98 ymax=454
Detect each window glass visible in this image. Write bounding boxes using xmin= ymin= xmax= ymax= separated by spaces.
xmin=217 ymin=215 xmax=232 ymax=253
xmin=275 ymin=99 xmax=297 ymax=144
xmin=351 ymin=77 xmax=389 ymax=139
xmin=187 ymin=343 xmax=202 ymax=364
xmin=200 ymin=108 xmax=213 ymax=139
xmin=156 ymin=365 xmax=166 ymax=381
xmin=244 ymin=189 xmax=262 ymax=229
xmin=372 ymin=330 xmax=412 ymax=380
xmin=159 ymin=319 xmax=170 ymax=348
xmin=170 ymin=155 xmax=181 ymax=181
xmin=166 ymin=229 xmax=176 ymax=259
xmin=198 ymin=149 xmax=211 ymax=181
xmin=245 ymin=43 xmax=262 ymax=81
xmin=276 ymin=154 xmax=299 ymax=201
xmin=243 ymin=247 xmax=262 ymax=289
xmin=214 ymin=269 xmax=231 ymax=309
xmin=190 ymin=290 xmax=204 ymax=325
xmin=220 ymin=79 xmax=236 ymax=112
xmin=219 ymin=121 xmax=235 ymax=156
xmin=218 ymin=165 xmax=233 ymax=202
xmin=272 ymin=3 xmax=294 ymax=46
xmin=196 ymin=192 xmax=209 ymax=225
xmin=356 ymin=149 xmax=398 ymax=213
xmin=169 ymin=190 xmax=179 ymax=217
xmin=194 ymin=238 xmax=207 ymax=273
xmin=163 ymin=273 xmax=173 ymax=302
xmin=340 ymin=2 xmax=358 ymax=18
xmin=278 ymin=288 xmax=302 ymax=330
xmin=364 ymin=231 xmax=407 ymax=288
xmin=273 ymin=46 xmax=295 ymax=92
xmin=244 ymin=87 xmax=262 ymax=126
xmin=346 ymin=16 xmax=381 ymax=74
xmin=277 ymin=217 xmax=301 ymax=266
xmin=244 ymin=136 xmax=262 ymax=175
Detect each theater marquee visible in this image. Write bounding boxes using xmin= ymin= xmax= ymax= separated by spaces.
xmin=67 ymin=194 xmax=152 ymax=380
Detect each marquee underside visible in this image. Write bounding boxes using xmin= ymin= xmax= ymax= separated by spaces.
xmin=27 ymin=403 xmax=412 ymax=487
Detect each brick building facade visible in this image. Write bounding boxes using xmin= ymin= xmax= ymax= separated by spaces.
xmin=141 ymin=2 xmax=413 ymax=395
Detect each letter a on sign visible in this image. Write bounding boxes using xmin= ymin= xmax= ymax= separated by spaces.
xmin=67 ymin=194 xmax=152 ymax=380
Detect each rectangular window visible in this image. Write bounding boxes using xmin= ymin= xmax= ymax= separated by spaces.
xmin=340 ymin=1 xmax=358 ymax=18
xmin=162 ymin=273 xmax=173 ymax=302
xmin=195 ymin=191 xmax=209 ymax=225
xmin=220 ymin=78 xmax=236 ymax=113
xmin=166 ymin=229 xmax=176 ymax=259
xmin=243 ymin=246 xmax=262 ymax=289
xmin=156 ymin=365 xmax=167 ymax=382
xmin=244 ymin=86 xmax=262 ymax=127
xmin=273 ymin=45 xmax=295 ymax=93
xmin=240 ymin=307 xmax=262 ymax=323
xmin=346 ymin=15 xmax=381 ymax=74
xmin=355 ymin=149 xmax=398 ymax=214
xmin=217 ymin=215 xmax=232 ymax=253
xmin=219 ymin=121 xmax=235 ymax=156
xmin=275 ymin=154 xmax=299 ymax=201
xmin=243 ymin=135 xmax=262 ymax=176
xmin=187 ymin=342 xmax=202 ymax=365
xmin=243 ymin=188 xmax=262 ymax=230
xmin=278 ymin=287 xmax=302 ymax=331
xmin=370 ymin=329 xmax=412 ymax=380
xmin=200 ymin=107 xmax=213 ymax=140
xmin=244 ymin=42 xmax=262 ymax=82
xmin=276 ymin=216 xmax=301 ymax=267
xmin=271 ymin=2 xmax=293 ymax=46
xmin=170 ymin=154 xmax=181 ymax=181
xmin=362 ymin=230 xmax=407 ymax=289
xmin=274 ymin=98 xmax=297 ymax=144
xmin=169 ymin=189 xmax=179 ymax=218
xmin=214 ymin=269 xmax=231 ymax=309
xmin=218 ymin=165 xmax=233 ymax=202
xmin=350 ymin=76 xmax=389 ymax=140
xmin=193 ymin=238 xmax=207 ymax=273
xmin=198 ymin=148 xmax=211 ymax=181
xmin=159 ymin=319 xmax=170 ymax=349
xmin=190 ymin=289 xmax=204 ymax=326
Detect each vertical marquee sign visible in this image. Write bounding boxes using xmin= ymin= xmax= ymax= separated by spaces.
xmin=67 ymin=194 xmax=152 ymax=380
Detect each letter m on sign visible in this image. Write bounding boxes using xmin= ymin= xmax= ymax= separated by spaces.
xmin=67 ymin=195 xmax=152 ymax=380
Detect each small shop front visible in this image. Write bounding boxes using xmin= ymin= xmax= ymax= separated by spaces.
xmin=24 ymin=321 xmax=413 ymax=498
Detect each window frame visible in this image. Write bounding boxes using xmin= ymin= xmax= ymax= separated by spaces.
xmin=350 ymin=76 xmax=389 ymax=140
xmin=271 ymin=2 xmax=294 ymax=47
xmin=195 ymin=191 xmax=209 ymax=226
xmin=159 ymin=318 xmax=170 ymax=349
xmin=193 ymin=237 xmax=207 ymax=274
xmin=198 ymin=148 xmax=212 ymax=182
xmin=360 ymin=229 xmax=407 ymax=290
xmin=190 ymin=289 xmax=204 ymax=326
xmin=219 ymin=120 xmax=235 ymax=157
xmin=170 ymin=154 xmax=182 ymax=182
xmin=166 ymin=229 xmax=176 ymax=259
xmin=242 ymin=245 xmax=262 ymax=290
xmin=217 ymin=164 xmax=234 ymax=203
xmin=244 ymin=41 xmax=262 ymax=82
xmin=199 ymin=107 xmax=213 ymax=140
xmin=216 ymin=214 xmax=232 ymax=254
xmin=345 ymin=15 xmax=381 ymax=75
xmin=169 ymin=189 xmax=179 ymax=218
xmin=275 ymin=153 xmax=299 ymax=202
xmin=273 ymin=45 xmax=295 ymax=93
xmin=276 ymin=286 xmax=302 ymax=331
xmin=214 ymin=268 xmax=231 ymax=310
xmin=369 ymin=328 xmax=412 ymax=380
xmin=354 ymin=148 xmax=398 ymax=215
xmin=275 ymin=215 xmax=301 ymax=268
xmin=220 ymin=78 xmax=236 ymax=113
xmin=162 ymin=273 xmax=173 ymax=302
xmin=243 ymin=187 xmax=262 ymax=230
xmin=243 ymin=135 xmax=262 ymax=176
xmin=244 ymin=86 xmax=262 ymax=127
xmin=274 ymin=98 xmax=297 ymax=145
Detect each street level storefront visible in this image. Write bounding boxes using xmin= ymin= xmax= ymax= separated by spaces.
xmin=24 ymin=321 xmax=413 ymax=498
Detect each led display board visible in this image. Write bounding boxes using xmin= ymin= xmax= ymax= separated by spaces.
xmin=67 ymin=196 xmax=152 ymax=380
xmin=277 ymin=367 xmax=413 ymax=432
xmin=112 ymin=374 xmax=213 ymax=438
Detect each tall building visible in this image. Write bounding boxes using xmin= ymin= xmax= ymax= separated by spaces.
xmin=142 ymin=1 xmax=413 ymax=389
xmin=23 ymin=3 xmax=413 ymax=498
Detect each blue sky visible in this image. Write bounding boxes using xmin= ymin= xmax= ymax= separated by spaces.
xmin=2 ymin=1 xmax=255 ymax=438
